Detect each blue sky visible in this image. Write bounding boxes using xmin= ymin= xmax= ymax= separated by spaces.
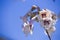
xmin=1 ymin=0 xmax=60 ymax=40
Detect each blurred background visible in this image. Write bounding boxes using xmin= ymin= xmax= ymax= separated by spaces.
xmin=0 ymin=0 xmax=60 ymax=40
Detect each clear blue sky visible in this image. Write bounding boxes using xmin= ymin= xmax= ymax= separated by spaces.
xmin=1 ymin=0 xmax=60 ymax=40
